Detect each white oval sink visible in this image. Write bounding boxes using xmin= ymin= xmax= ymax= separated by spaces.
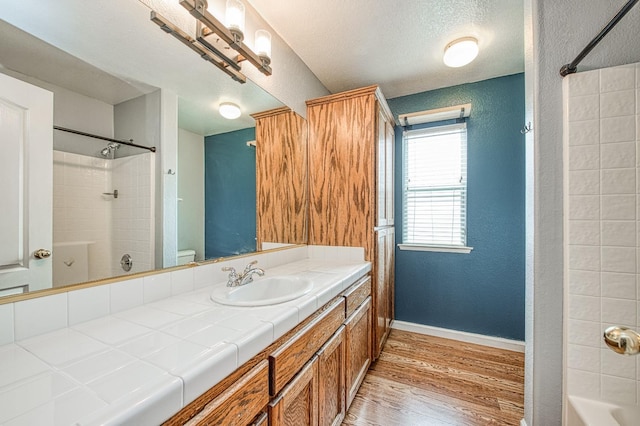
xmin=210 ymin=276 xmax=313 ymax=307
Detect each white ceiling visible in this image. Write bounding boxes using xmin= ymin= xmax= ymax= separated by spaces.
xmin=248 ymin=0 xmax=525 ymax=99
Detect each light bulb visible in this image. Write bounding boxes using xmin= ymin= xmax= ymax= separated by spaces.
xmin=255 ymin=30 xmax=271 ymax=63
xmin=225 ymin=0 xmax=245 ymax=40
xmin=443 ymin=37 xmax=479 ymax=68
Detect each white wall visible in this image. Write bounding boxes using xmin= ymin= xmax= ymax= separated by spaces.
xmin=528 ymin=1 xmax=640 ymax=424
xmin=114 ymin=91 xmax=161 ymax=158
xmin=178 ymin=128 xmax=205 ymax=261
xmin=0 ymin=68 xmax=115 ymax=156
xmin=52 ymin=86 xmax=114 ymax=155
xmin=160 ymin=91 xmax=179 ymax=268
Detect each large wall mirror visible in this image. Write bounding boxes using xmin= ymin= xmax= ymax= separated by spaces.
xmin=0 ymin=0 xmax=308 ymax=300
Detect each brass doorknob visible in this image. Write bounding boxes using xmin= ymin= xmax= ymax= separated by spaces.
xmin=34 ymin=249 xmax=52 ymax=259
xmin=604 ymin=326 xmax=640 ymax=356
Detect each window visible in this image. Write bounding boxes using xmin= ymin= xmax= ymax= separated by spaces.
xmin=401 ymin=122 xmax=471 ymax=252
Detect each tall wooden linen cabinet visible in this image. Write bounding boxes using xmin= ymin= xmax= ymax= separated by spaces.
xmin=252 ymin=107 xmax=308 ymax=250
xmin=306 ymin=85 xmax=395 ymax=359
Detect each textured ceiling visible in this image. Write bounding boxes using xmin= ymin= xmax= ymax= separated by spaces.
xmin=248 ymin=0 xmax=525 ymax=99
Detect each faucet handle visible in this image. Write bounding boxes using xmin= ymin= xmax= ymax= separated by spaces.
xmin=243 ymin=260 xmax=258 ymax=274
xmin=222 ymin=266 xmax=239 ymax=287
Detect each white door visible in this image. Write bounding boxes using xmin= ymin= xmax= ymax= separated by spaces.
xmin=0 ymin=72 xmax=53 ymax=296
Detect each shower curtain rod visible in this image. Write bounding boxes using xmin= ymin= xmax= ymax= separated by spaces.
xmin=560 ymin=0 xmax=639 ymax=77
xmin=53 ymin=126 xmax=157 ymax=153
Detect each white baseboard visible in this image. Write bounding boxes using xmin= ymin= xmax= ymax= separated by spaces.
xmin=520 ymin=419 xmax=527 ymax=426
xmin=391 ymin=320 xmax=525 ymax=353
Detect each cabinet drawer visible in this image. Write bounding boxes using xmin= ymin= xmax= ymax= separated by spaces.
xmin=186 ymin=360 xmax=269 ymax=425
xmin=270 ymin=299 xmax=345 ymax=396
xmin=343 ymin=276 xmax=371 ymax=318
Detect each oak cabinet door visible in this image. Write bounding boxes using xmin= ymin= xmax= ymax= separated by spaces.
xmin=345 ymin=297 xmax=372 ymax=408
xmin=269 ymin=358 xmax=319 ymax=426
xmin=317 ymin=327 xmax=346 ymax=426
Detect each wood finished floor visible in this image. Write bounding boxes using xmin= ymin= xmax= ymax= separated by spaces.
xmin=343 ymin=329 xmax=525 ymax=426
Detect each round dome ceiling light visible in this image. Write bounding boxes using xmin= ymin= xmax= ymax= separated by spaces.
xmin=219 ymin=102 xmax=241 ymax=119
xmin=443 ymin=37 xmax=479 ymax=68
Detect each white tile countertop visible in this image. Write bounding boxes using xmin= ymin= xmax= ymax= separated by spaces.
xmin=0 ymin=256 xmax=370 ymax=425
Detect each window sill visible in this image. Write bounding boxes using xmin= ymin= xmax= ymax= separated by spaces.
xmin=397 ymin=244 xmax=473 ymax=254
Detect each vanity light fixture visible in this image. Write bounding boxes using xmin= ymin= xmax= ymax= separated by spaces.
xmin=180 ymin=0 xmax=272 ymax=75
xmin=150 ymin=0 xmax=272 ymax=83
xmin=443 ymin=37 xmax=479 ymax=68
xmin=219 ymin=102 xmax=241 ymax=119
xmin=150 ymin=12 xmax=246 ymax=83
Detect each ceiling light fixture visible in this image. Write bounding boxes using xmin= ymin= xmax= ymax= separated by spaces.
xmin=150 ymin=0 xmax=272 ymax=84
xmin=443 ymin=37 xmax=479 ymax=68
xmin=219 ymin=102 xmax=241 ymax=119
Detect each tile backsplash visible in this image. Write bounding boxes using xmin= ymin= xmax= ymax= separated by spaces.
xmin=564 ymin=62 xmax=640 ymax=403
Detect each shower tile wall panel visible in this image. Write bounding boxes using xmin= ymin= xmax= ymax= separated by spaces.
xmin=565 ymin=63 xmax=640 ymax=404
xmin=110 ymin=153 xmax=155 ymax=277
xmin=53 ymin=152 xmax=154 ymax=283
xmin=53 ymin=151 xmax=112 ymax=283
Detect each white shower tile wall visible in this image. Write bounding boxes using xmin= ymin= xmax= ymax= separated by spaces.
xmin=565 ymin=62 xmax=640 ymax=405
xmin=53 ymin=151 xmax=155 ymax=283
xmin=110 ymin=153 xmax=155 ymax=277
xmin=53 ymin=151 xmax=113 ymax=283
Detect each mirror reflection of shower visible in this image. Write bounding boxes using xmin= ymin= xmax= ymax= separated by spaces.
xmin=51 ymin=92 xmax=159 ymax=289
xmin=100 ymin=142 xmax=120 ymax=159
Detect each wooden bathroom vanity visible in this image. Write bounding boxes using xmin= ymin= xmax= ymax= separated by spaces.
xmin=166 ymin=276 xmax=372 ymax=425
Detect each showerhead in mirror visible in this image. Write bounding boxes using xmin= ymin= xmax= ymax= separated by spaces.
xmin=100 ymin=142 xmax=120 ymax=157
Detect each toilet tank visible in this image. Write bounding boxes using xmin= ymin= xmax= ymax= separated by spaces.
xmin=177 ymin=249 xmax=196 ymax=265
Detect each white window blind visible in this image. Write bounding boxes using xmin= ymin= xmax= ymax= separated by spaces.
xmin=402 ymin=122 xmax=467 ymax=247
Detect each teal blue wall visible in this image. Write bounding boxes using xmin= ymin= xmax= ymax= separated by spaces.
xmin=204 ymin=128 xmax=256 ymax=258
xmin=388 ymin=73 xmax=526 ymax=340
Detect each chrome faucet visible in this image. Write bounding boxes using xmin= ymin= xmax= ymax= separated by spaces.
xmin=222 ymin=260 xmax=265 ymax=287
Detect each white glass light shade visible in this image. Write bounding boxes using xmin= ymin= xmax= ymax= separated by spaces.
xmin=255 ymin=30 xmax=272 ymax=62
xmin=219 ymin=102 xmax=241 ymax=119
xmin=225 ymin=0 xmax=245 ymax=37
xmin=443 ymin=37 xmax=479 ymax=68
